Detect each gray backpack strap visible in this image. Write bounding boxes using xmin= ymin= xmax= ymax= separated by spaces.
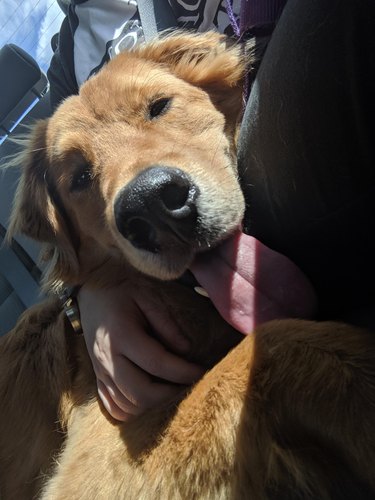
xmin=137 ymin=0 xmax=178 ymax=42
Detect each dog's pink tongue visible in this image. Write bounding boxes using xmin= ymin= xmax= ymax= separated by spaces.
xmin=190 ymin=231 xmax=317 ymax=334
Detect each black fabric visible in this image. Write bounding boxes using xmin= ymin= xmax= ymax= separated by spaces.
xmin=57 ymin=0 xmax=70 ymax=15
xmin=47 ymin=3 xmax=79 ymax=110
xmin=238 ymin=0 xmax=375 ymax=320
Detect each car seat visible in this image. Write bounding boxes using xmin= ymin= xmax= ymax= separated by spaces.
xmin=0 ymin=45 xmax=51 ymax=336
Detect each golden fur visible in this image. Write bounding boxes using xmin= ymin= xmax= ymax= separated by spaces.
xmin=1 ymin=32 xmax=375 ymax=499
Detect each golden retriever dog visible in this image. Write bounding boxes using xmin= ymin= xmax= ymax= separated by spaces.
xmin=1 ymin=32 xmax=375 ymax=500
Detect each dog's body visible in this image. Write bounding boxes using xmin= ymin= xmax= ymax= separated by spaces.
xmin=1 ymin=33 xmax=375 ymax=499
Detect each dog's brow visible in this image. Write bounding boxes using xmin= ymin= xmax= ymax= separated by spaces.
xmin=50 ymin=129 xmax=91 ymax=162
xmin=56 ymin=150 xmax=91 ymax=171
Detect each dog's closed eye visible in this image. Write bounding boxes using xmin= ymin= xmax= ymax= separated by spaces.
xmin=148 ymin=97 xmax=172 ymax=120
xmin=70 ymin=164 xmax=94 ymax=192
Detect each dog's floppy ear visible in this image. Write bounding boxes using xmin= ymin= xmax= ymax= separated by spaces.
xmin=7 ymin=120 xmax=79 ymax=288
xmin=136 ymin=31 xmax=246 ymax=90
xmin=8 ymin=121 xmax=57 ymax=242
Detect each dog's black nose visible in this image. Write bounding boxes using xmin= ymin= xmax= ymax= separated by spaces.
xmin=114 ymin=166 xmax=199 ymax=252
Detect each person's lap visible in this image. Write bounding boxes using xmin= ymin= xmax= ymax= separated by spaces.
xmin=238 ymin=0 xmax=375 ymax=321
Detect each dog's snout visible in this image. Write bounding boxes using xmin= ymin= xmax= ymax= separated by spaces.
xmin=114 ymin=166 xmax=199 ymax=252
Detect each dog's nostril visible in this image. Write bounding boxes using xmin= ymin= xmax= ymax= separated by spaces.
xmin=126 ymin=218 xmax=159 ymax=253
xmin=115 ymin=167 xmax=200 ymax=250
xmin=161 ymin=183 xmax=190 ymax=211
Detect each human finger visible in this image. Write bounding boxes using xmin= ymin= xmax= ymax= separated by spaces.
xmin=97 ymin=379 xmax=133 ymax=422
xmin=116 ymin=327 xmax=204 ymax=385
xmin=110 ymin=354 xmax=190 ymax=410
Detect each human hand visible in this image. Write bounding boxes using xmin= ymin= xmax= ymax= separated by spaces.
xmin=77 ymin=283 xmax=204 ymax=422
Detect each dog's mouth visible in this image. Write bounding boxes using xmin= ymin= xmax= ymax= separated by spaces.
xmin=116 ymin=214 xmax=236 ymax=281
xmin=113 ymin=166 xmax=317 ymax=331
xmin=113 ymin=165 xmax=242 ymax=279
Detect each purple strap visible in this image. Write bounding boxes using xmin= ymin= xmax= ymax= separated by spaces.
xmin=226 ymin=0 xmax=241 ymax=37
xmin=226 ymin=0 xmax=287 ymax=37
xmin=225 ymin=0 xmax=287 ymax=104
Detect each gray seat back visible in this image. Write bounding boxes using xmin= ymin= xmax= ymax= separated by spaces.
xmin=0 ymin=44 xmax=48 ymax=141
xmin=0 ymin=46 xmax=52 ymax=336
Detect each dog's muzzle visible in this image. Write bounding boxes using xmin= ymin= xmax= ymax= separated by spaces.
xmin=114 ymin=166 xmax=199 ymax=253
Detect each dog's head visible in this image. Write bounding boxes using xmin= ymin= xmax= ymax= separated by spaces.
xmin=9 ymin=32 xmax=247 ymax=286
